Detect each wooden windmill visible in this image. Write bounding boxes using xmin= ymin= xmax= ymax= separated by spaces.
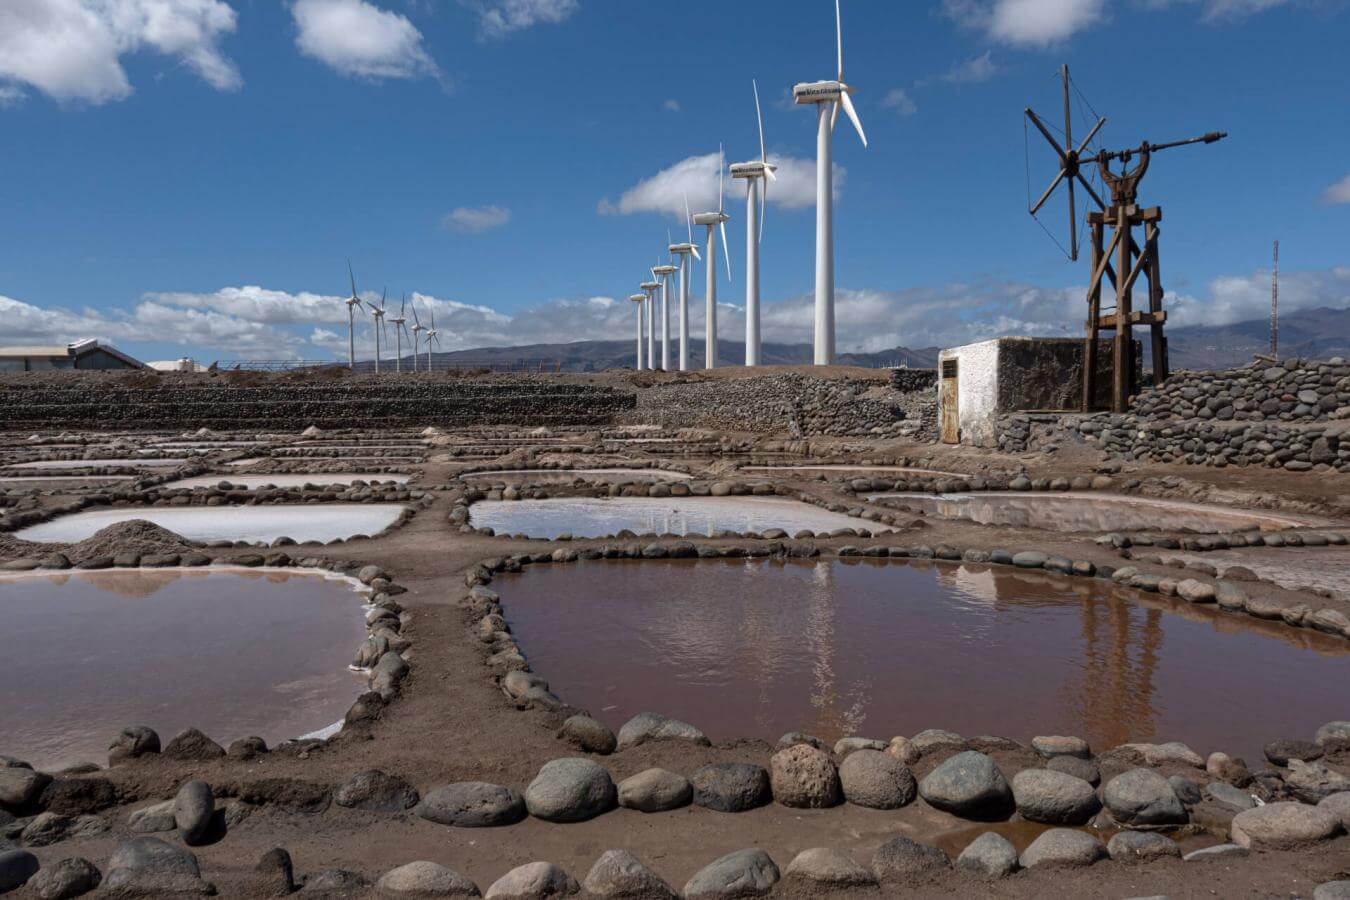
xmin=1026 ymin=65 xmax=1227 ymax=413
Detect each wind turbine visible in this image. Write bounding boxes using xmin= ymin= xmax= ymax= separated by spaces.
xmin=343 ymin=261 xmax=365 ymax=370
xmin=652 ymin=259 xmax=678 ymax=370
xmin=667 ymin=196 xmax=701 ymax=371
xmin=793 ymin=0 xmax=868 ymax=365
xmin=389 ymin=294 xmax=410 ymax=374
xmin=692 ymin=145 xmax=733 ymax=370
xmin=628 ymin=294 xmax=646 ymax=369
xmin=409 ymin=301 xmax=425 ymax=374
xmin=370 ymin=289 xmax=388 ymax=374
xmin=731 ymin=80 xmax=778 ymax=367
xmin=640 ymin=280 xmax=662 ymax=370
xmin=425 ymin=307 xmax=441 ymax=372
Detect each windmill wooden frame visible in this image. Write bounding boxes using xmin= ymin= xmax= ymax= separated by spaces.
xmin=1026 ymin=66 xmax=1226 ymax=413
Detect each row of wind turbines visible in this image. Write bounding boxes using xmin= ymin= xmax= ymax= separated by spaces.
xmin=631 ymin=0 xmax=867 ymax=372
xmin=340 ymin=262 xmax=443 ymax=373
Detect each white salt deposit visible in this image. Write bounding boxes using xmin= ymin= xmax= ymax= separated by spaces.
xmin=16 ymin=503 xmax=407 ymax=544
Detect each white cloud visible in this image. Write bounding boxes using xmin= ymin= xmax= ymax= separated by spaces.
xmin=881 ymin=88 xmax=918 ymax=117
xmin=462 ymin=0 xmax=579 ymax=40
xmin=941 ymin=0 xmax=1106 ymax=46
xmin=0 ymin=0 xmax=240 ymax=106
xmin=1322 ymin=174 xmax=1350 ymax=205
xmin=663 ymin=98 xmax=681 ymax=113
xmin=1139 ymin=0 xmax=1293 ymax=21
xmin=599 ymin=152 xmax=843 ymax=218
xmin=939 ymin=50 xmax=998 ymax=84
xmin=441 ymin=205 xmax=512 ymax=233
xmin=291 ymin=0 xmax=440 ymax=81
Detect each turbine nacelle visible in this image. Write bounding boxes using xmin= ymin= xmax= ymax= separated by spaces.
xmin=651 ymin=265 xmax=678 ymax=277
xmin=793 ymin=80 xmax=854 ymax=104
xmin=668 ymin=243 xmax=697 ymax=255
xmin=730 ymin=161 xmax=776 ymax=180
xmin=628 ymin=294 xmax=646 ymax=303
xmin=639 ymin=282 xmax=662 ymax=293
xmin=691 ymin=211 xmax=730 ymax=226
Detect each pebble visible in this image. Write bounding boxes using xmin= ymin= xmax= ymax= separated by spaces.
xmin=871 ymin=835 xmax=950 ymax=882
xmin=1319 ymin=792 xmax=1350 ymax=829
xmin=1046 ymin=755 xmax=1100 ymax=785
xmin=1315 ymin=881 xmax=1350 ymax=900
xmin=617 ymin=769 xmax=692 ymax=813
xmin=524 ymin=759 xmax=616 ymax=823
xmin=1019 ymin=829 xmax=1106 ymax=868
xmin=1031 ymin=735 xmax=1091 ymax=759
xmin=558 ymin=716 xmax=617 ymax=755
xmin=333 ymin=770 xmax=419 ymax=812
xmin=954 ymin=832 xmax=1018 ymax=878
xmin=616 ymin=712 xmax=709 ymax=750
xmin=838 ymin=749 xmax=916 ymax=809
xmin=691 ymin=764 xmax=771 ymax=813
xmin=1231 ymin=802 xmax=1340 ymax=848
xmin=582 ymin=850 xmax=675 ymax=899
xmin=1011 ymin=769 xmax=1100 ymax=825
xmin=1103 ymin=768 xmax=1188 ymax=827
xmin=1107 ymin=831 xmax=1181 ymax=863
xmin=782 ymin=848 xmax=875 ymax=888
xmin=28 ymin=856 xmax=101 ymax=899
xmin=414 ymin=783 xmax=526 ymax=828
xmin=0 ymin=849 xmax=40 ymax=894
xmin=173 ymin=779 xmax=215 ymax=846
xmin=683 ymin=849 xmax=779 ymax=898
xmin=375 ymin=861 xmax=480 ymax=898
xmin=917 ymin=751 xmax=1013 ymax=819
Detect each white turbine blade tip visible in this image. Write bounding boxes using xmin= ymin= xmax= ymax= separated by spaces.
xmin=840 ymin=91 xmax=868 ymax=148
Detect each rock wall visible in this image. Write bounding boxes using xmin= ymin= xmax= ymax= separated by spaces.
xmin=1132 ymin=357 xmax=1350 ymax=423
xmin=889 ymin=368 xmax=936 ymax=392
xmin=0 ymin=377 xmax=635 ymax=430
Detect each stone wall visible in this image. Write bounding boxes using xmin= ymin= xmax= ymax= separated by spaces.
xmin=0 ymin=377 xmax=635 ymax=430
xmin=1132 ymin=357 xmax=1350 ymax=423
xmin=889 ymin=368 xmax=936 ymax=393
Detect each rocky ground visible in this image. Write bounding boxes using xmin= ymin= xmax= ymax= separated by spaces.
xmin=1 ymin=368 xmax=1349 ymax=899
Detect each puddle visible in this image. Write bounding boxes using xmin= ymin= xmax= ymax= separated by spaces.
xmin=15 ymin=503 xmax=407 ymax=544
xmin=0 ymin=476 xmax=137 ymax=485
xmin=2 ymin=458 xmax=189 ymax=470
xmin=0 ymin=568 xmax=368 ymax=770
xmin=460 ymin=469 xmax=691 ymax=485
xmin=496 ymin=559 xmax=1350 ymax=761
xmin=469 ymin=496 xmax=872 ymax=538
xmin=867 ymin=492 xmax=1325 ymax=533
xmin=743 ymin=465 xmax=970 ymax=478
xmin=162 ymin=474 xmax=411 ymax=490
xmin=1172 ymin=547 xmax=1350 ymax=595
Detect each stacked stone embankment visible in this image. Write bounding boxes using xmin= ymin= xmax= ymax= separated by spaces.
xmin=0 ymin=377 xmax=635 ymax=430
xmin=998 ymin=358 xmax=1350 ymax=471
xmin=628 ymin=373 xmax=927 ymax=439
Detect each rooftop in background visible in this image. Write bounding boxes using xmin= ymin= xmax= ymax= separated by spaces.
xmin=0 ymin=339 xmax=147 ymax=372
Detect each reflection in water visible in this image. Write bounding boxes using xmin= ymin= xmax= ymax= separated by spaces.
xmin=468 ymin=497 xmax=871 ymax=539
xmin=0 ymin=569 xmax=368 ymax=770
xmin=498 ymin=560 xmax=1350 ymax=762
xmin=867 ymin=492 xmax=1324 ymax=533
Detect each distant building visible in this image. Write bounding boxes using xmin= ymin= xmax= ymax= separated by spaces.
xmin=0 ymin=339 xmax=148 ymax=373
xmin=148 ymin=358 xmax=206 ymax=373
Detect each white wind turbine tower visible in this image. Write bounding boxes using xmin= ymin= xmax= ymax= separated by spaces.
xmin=389 ymin=294 xmax=410 ymax=375
xmin=409 ymin=301 xmax=425 ymax=374
xmin=425 ymin=307 xmax=441 ymax=372
xmin=651 ymin=259 xmax=678 ymax=369
xmin=692 ymin=145 xmax=733 ymax=370
xmin=793 ymin=0 xmax=868 ymax=365
xmin=628 ymin=294 xmax=647 ymax=369
xmin=731 ymin=80 xmax=778 ymax=367
xmin=343 ymin=261 xmax=366 ymax=370
xmin=640 ymin=280 xmax=662 ymax=370
xmin=369 ymin=289 xmax=389 ymax=374
xmin=667 ymin=196 xmax=701 ymax=370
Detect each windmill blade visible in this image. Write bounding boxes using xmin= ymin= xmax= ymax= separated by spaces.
xmin=684 ymin=192 xmax=693 ymax=245
xmin=380 ymin=288 xmax=387 ymax=311
xmin=835 ymin=0 xmax=844 ymax=82
xmin=753 ymin=79 xmax=768 ymax=166
xmin=839 ymin=91 xmax=867 ymax=148
xmin=1067 ymin=175 xmax=1079 ymax=259
xmin=348 ymin=259 xmax=357 ymax=298
xmin=1029 ymin=168 xmax=1066 ymax=216
xmin=759 ymin=178 xmax=767 ymax=243
xmin=831 ymin=99 xmax=839 ymax=131
xmin=720 ymin=220 xmax=732 ymax=281
xmin=399 ymin=293 xmax=406 ymax=317
xmin=430 ymin=307 xmax=436 ymax=331
xmin=718 ymin=143 xmax=725 ymax=214
xmin=410 ymin=298 xmax=421 ymax=327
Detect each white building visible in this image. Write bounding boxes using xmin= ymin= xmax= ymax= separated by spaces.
xmin=0 ymin=339 xmax=147 ymax=373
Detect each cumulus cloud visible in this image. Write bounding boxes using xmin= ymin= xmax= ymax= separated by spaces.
xmin=663 ymin=98 xmax=681 ymax=113
xmin=461 ymin=0 xmax=579 ymax=40
xmin=941 ymin=0 xmax=1107 ymax=46
xmin=291 ymin=0 xmax=440 ymax=81
xmin=1139 ymin=0 xmax=1294 ymax=21
xmin=441 ymin=205 xmax=512 ymax=233
xmin=881 ymin=88 xmax=918 ymax=116
xmin=937 ymin=50 xmax=998 ymax=85
xmin=1323 ymin=174 xmax=1350 ymax=205
xmin=599 ymin=152 xmax=843 ymax=218
xmin=0 ymin=0 xmax=241 ymax=105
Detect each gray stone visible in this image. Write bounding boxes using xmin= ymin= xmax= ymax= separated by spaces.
xmin=616 ymin=769 xmax=691 ymax=813
xmin=909 ymin=729 xmax=967 ymax=756
xmin=255 ymin=847 xmax=295 ymax=897
xmin=917 ymin=751 xmax=1012 ymax=819
xmin=107 ymin=726 xmax=161 ymax=765
xmin=28 ymin=856 xmax=101 ymax=899
xmin=1119 ymin=742 xmax=1204 ymax=768
xmin=768 ymin=745 xmax=840 ymax=809
xmin=582 ymin=851 xmax=675 ymax=899
xmin=1316 ymin=721 xmax=1350 ymax=750
xmin=774 ymin=733 xmax=823 ymax=752
xmin=885 ymin=736 xmax=920 ymax=765
xmin=1319 ymin=792 xmax=1350 ymax=830
xmin=838 ymin=750 xmax=916 ymax=809
xmin=0 ymin=849 xmax=40 ymax=893
xmin=616 ymin=713 xmax=709 ymax=750
xmin=0 ymin=767 xmax=50 ymax=808
xmin=414 ymin=783 xmax=526 ymax=828
xmin=524 ymin=758 xmax=616 ymax=823
xmin=334 ymin=770 xmax=419 ymax=812
xmin=1046 ymin=755 xmax=1100 ymax=786
xmin=871 ymin=835 xmax=950 ymax=882
xmin=1183 ymin=843 xmax=1248 ymax=861
xmin=1168 ymin=775 xmax=1203 ymax=806
xmin=1176 ymin=579 xmax=1216 ymax=603
xmin=691 ymin=764 xmax=771 ymax=813
xmin=1106 ymin=831 xmax=1181 ymax=863
xmin=1286 ymin=759 xmax=1350 ymax=803
xmin=103 ymin=836 xmax=211 ymax=895
xmin=832 ymin=737 xmax=886 ymax=757
xmin=1011 ymin=769 xmax=1100 ymax=825
xmin=1204 ymin=782 xmax=1256 ymax=811
xmin=1314 ymin=881 xmax=1350 ymax=900
xmin=782 ymin=848 xmax=875 ymax=888
xmin=161 ymin=727 xmax=225 ymax=761
xmin=1265 ymin=738 xmax=1323 ymax=767
xmin=1102 ymin=768 xmax=1187 ymax=827
xmin=301 ymin=869 xmax=369 ymax=892
xmin=1012 ymin=551 xmax=1047 ymax=568
xmin=173 ymin=779 xmax=214 ymax=846
xmin=954 ymin=832 xmax=1018 ymax=878
xmin=1231 ymin=801 xmax=1340 ymax=848
xmin=128 ymin=801 xmax=176 ymax=834
xmin=375 ymin=860 xmax=480 ymax=897
xmin=1031 ymin=735 xmax=1090 ymax=759
xmin=557 ymin=716 xmax=616 ymax=755
xmin=683 ymin=849 xmax=779 ymax=898
xmin=1019 ymin=829 xmax=1106 ymax=868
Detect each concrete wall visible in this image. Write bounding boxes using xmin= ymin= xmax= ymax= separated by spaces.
xmin=939 ymin=339 xmax=1001 ymax=447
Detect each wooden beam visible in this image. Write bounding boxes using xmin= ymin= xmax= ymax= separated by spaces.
xmin=1092 ymin=311 xmax=1167 ymax=329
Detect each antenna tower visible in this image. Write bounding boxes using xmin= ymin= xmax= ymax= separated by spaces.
xmin=1272 ymin=240 xmax=1280 ymax=357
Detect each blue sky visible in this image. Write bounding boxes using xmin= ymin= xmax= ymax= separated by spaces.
xmin=1 ymin=0 xmax=1347 ymax=363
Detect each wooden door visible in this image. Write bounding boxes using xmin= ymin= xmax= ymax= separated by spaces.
xmin=940 ymin=359 xmax=959 ymax=444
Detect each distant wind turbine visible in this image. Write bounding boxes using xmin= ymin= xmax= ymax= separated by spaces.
xmin=652 ymin=259 xmax=679 ymax=370
xmin=793 ymin=0 xmax=868 ymax=365
xmin=731 ymin=80 xmax=778 ymax=367
xmin=667 ymin=195 xmax=701 ymax=372
xmin=370 ymin=289 xmax=388 ymax=374
xmin=629 ymin=294 xmax=647 ymax=369
xmin=692 ymin=145 xmax=733 ymax=369
xmin=409 ymin=300 xmax=425 ymax=373
xmin=343 ymin=261 xmax=365 ymax=370
xmin=389 ymin=294 xmax=410 ymax=374
xmin=640 ymin=279 xmax=663 ymax=370
xmin=425 ymin=307 xmax=441 ymax=372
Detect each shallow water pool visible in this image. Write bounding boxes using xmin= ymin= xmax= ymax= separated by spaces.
xmin=3 ymin=458 xmax=189 ymax=470
xmin=15 ymin=503 xmax=407 ymax=544
xmin=162 ymin=474 xmax=411 ymax=490
xmin=460 ymin=469 xmax=690 ymax=485
xmin=497 ymin=558 xmax=1350 ymax=761
xmin=0 ymin=568 xmax=368 ymax=770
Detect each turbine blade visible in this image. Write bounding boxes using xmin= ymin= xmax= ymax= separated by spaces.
xmin=411 ymin=301 xmax=420 ymax=326
xmin=840 ymin=91 xmax=867 ymax=147
xmin=718 ymin=142 xmax=725 ymax=214
xmin=753 ymin=79 xmax=767 ymax=165
xmin=691 ymin=243 xmax=702 ymax=262
xmin=836 ymin=0 xmax=844 ymax=82
xmin=684 ymin=192 xmax=693 ymax=245
xmin=759 ymin=182 xmax=767 ymax=243
xmin=831 ymin=99 xmax=839 ymax=131
xmin=381 ymin=287 xmax=387 ymax=309
xmin=348 ymin=259 xmax=357 ymax=298
xmin=720 ymin=220 xmax=732 ymax=280
xmin=400 ymin=293 xmax=406 ymax=316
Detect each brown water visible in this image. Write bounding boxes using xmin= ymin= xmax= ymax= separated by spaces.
xmin=497 ymin=559 xmax=1350 ymax=762
xmin=0 ymin=569 xmax=369 ymax=770
xmin=867 ymin=492 xmax=1327 ymax=533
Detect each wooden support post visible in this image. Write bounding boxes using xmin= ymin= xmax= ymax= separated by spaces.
xmin=1112 ymin=206 xmax=1133 ymax=412
xmin=1083 ymin=217 xmax=1104 ymax=411
xmin=1146 ymin=220 xmax=1168 ymax=385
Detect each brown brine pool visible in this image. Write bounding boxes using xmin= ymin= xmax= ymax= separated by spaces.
xmin=0 ymin=568 xmax=369 ymax=770
xmin=496 ymin=559 xmax=1349 ymax=762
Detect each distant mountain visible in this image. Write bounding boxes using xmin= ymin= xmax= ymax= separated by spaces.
xmin=399 ymin=307 xmax=1349 ymax=374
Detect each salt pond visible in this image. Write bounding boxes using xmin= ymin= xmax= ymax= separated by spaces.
xmin=162 ymin=474 xmax=411 ymax=490
xmin=497 ymin=558 xmax=1350 ymax=762
xmin=0 ymin=568 xmax=368 ymax=770
xmin=460 ymin=468 xmax=691 ymax=485
xmin=867 ymin=491 xmax=1325 ymax=533
xmin=742 ymin=464 xmax=970 ymax=478
xmin=2 ymin=458 xmax=189 ymax=470
xmin=15 ymin=503 xmax=407 ymax=544
xmin=468 ymin=496 xmax=871 ymax=538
